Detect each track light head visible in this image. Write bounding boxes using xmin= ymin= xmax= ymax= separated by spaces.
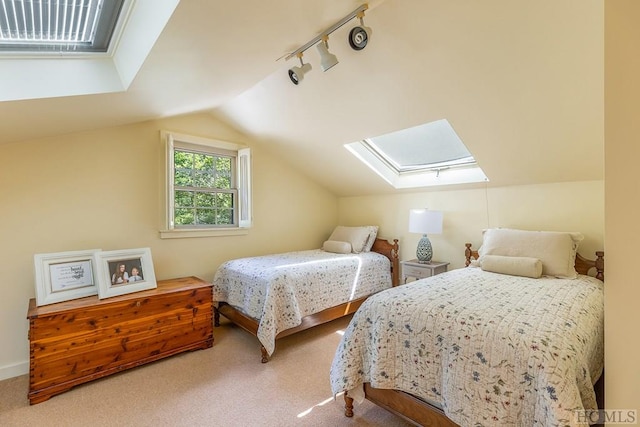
xmin=288 ymin=52 xmax=312 ymax=85
xmin=288 ymin=62 xmax=312 ymax=85
xmin=348 ymin=15 xmax=372 ymax=51
xmin=316 ymin=38 xmax=339 ymax=72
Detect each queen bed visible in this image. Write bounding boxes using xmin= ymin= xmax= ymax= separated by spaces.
xmin=213 ymin=226 xmax=399 ymax=362
xmin=330 ymin=228 xmax=605 ymax=427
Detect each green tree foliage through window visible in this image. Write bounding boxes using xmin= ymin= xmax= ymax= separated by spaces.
xmin=163 ymin=131 xmax=251 ymax=234
xmin=173 ymin=149 xmax=234 ymax=227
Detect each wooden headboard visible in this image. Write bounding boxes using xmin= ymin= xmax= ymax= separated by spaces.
xmin=372 ymin=238 xmax=400 ymax=286
xmin=464 ymin=243 xmax=604 ymax=281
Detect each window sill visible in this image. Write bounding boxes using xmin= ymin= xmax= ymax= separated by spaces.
xmin=159 ymin=228 xmax=249 ymax=239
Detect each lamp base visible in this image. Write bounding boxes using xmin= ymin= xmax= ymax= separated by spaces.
xmin=416 ymin=235 xmax=433 ymax=263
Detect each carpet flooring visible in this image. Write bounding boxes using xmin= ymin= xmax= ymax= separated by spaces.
xmin=0 ymin=315 xmax=414 ymax=426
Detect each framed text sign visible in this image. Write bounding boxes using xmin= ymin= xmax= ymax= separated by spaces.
xmin=34 ymin=249 xmax=100 ymax=306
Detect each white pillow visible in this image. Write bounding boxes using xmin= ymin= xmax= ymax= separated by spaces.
xmin=362 ymin=226 xmax=379 ymax=252
xmin=480 ymin=255 xmax=543 ymax=279
xmin=322 ymin=240 xmax=352 ymax=254
xmin=478 ymin=228 xmax=583 ymax=278
xmin=328 ymin=226 xmax=371 ymax=254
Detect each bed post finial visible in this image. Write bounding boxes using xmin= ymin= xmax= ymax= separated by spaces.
xmin=595 ymin=251 xmax=604 ymax=281
xmin=465 ymin=243 xmax=473 ymax=267
xmin=391 ymin=239 xmax=400 ymax=286
xmin=344 ymin=391 xmax=354 ymax=417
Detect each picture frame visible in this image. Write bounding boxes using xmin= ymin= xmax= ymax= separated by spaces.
xmin=34 ymin=249 xmax=101 ymax=306
xmin=95 ymin=247 xmax=157 ymax=299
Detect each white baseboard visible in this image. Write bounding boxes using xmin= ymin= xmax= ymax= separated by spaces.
xmin=0 ymin=361 xmax=28 ymax=381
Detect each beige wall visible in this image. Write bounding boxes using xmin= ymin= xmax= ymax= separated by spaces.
xmin=0 ymin=113 xmax=338 ymax=378
xmin=338 ymin=181 xmax=604 ymax=270
xmin=604 ymin=0 xmax=640 ymax=411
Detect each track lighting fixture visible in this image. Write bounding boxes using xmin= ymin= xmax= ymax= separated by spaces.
xmin=316 ymin=36 xmax=339 ymax=72
xmin=283 ymin=3 xmax=371 ymax=85
xmin=288 ymin=52 xmax=312 ymax=85
xmin=348 ymin=11 xmax=372 ymax=51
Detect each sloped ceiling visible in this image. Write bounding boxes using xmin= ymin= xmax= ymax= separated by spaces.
xmin=0 ymin=0 xmax=604 ymax=197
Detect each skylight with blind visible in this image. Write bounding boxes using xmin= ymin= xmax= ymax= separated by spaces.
xmin=0 ymin=0 xmax=180 ymax=102
xmin=0 ymin=0 xmax=124 ymax=54
xmin=345 ymin=119 xmax=488 ymax=188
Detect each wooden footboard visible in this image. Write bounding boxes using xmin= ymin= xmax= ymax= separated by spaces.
xmin=349 ymin=377 xmax=605 ymax=427
xmin=215 ymin=296 xmax=368 ymax=363
xmin=345 ymin=384 xmax=458 ymax=427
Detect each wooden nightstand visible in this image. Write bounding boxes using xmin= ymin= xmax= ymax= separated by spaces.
xmin=401 ymin=259 xmax=450 ymax=283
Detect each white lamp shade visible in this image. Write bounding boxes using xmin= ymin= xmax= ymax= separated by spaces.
xmin=316 ymin=42 xmax=339 ymax=71
xmin=288 ymin=62 xmax=312 ymax=84
xmin=409 ymin=209 xmax=443 ymax=235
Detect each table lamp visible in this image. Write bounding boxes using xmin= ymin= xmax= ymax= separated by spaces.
xmin=409 ymin=209 xmax=443 ymax=263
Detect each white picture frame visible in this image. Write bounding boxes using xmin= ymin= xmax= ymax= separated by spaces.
xmin=34 ymin=249 xmax=101 ymax=306
xmin=95 ymin=247 xmax=157 ymax=299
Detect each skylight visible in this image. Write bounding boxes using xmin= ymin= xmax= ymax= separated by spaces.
xmin=0 ymin=0 xmax=124 ymax=54
xmin=0 ymin=0 xmax=180 ymax=102
xmin=346 ymin=119 xmax=488 ymax=189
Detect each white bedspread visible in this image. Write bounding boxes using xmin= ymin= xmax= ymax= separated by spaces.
xmin=212 ymin=249 xmax=392 ymax=356
xmin=330 ymin=267 xmax=604 ymax=427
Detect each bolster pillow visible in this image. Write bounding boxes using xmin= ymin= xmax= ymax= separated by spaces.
xmin=322 ymin=240 xmax=352 ymax=254
xmin=480 ymin=255 xmax=543 ymax=278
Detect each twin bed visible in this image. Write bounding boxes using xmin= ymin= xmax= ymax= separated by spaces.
xmin=331 ymin=229 xmax=605 ymax=426
xmin=212 ymin=226 xmax=604 ymax=426
xmin=213 ymin=226 xmax=399 ymax=362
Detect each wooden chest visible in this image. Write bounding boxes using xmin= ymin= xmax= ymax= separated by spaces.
xmin=27 ymin=276 xmax=213 ymax=404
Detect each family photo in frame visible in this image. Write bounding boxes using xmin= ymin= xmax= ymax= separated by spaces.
xmin=109 ymin=259 xmax=145 ymax=285
xmin=95 ymin=248 xmax=157 ymax=299
xmin=34 ymin=247 xmax=157 ymax=306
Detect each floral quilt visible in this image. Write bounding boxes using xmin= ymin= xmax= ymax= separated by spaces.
xmin=212 ymin=249 xmax=392 ymax=356
xmin=330 ymin=267 xmax=604 ymax=427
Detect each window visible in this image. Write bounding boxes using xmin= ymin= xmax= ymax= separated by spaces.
xmin=0 ymin=0 xmax=125 ymax=54
xmin=162 ymin=131 xmax=251 ymax=238
xmin=0 ymin=0 xmax=179 ymax=102
xmin=345 ymin=119 xmax=488 ymax=189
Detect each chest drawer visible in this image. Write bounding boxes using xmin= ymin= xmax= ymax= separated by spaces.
xmin=401 ymin=261 xmax=450 ymax=283
xmin=402 ymin=265 xmax=433 ymax=279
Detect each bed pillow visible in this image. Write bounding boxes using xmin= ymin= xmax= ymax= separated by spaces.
xmin=480 ymin=255 xmax=543 ymax=278
xmin=322 ymin=240 xmax=352 ymax=254
xmin=478 ymin=228 xmax=583 ymax=278
xmin=328 ymin=226 xmax=371 ymax=253
xmin=362 ymin=226 xmax=379 ymax=252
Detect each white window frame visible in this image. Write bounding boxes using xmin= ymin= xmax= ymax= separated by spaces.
xmin=344 ymin=119 xmax=488 ymax=189
xmin=160 ymin=131 xmax=251 ymax=239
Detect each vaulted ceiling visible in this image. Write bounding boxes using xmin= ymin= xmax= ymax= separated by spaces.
xmin=0 ymin=0 xmax=604 ymax=196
